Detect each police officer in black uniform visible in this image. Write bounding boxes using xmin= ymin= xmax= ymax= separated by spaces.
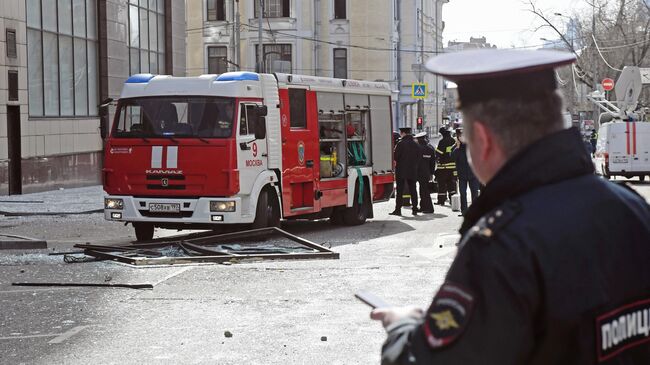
xmin=451 ymin=128 xmax=480 ymax=216
xmin=415 ymin=132 xmax=435 ymax=214
xmin=390 ymin=127 xmax=422 ymax=216
xmin=435 ymin=128 xmax=457 ymax=205
xmin=371 ymin=49 xmax=650 ymax=364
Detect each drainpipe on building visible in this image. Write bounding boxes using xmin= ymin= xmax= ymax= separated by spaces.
xmin=235 ymin=0 xmax=241 ymax=70
xmin=230 ymin=0 xmax=236 ymax=71
xmin=256 ymin=0 xmax=264 ymax=73
xmin=434 ymin=0 xmax=439 ymax=132
xmin=396 ymin=0 xmax=402 ymax=128
xmin=417 ymin=2 xmax=423 ymax=128
xmin=314 ymin=0 xmax=320 ymax=76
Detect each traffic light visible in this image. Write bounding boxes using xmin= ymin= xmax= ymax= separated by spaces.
xmin=416 ymin=116 xmax=423 ymax=130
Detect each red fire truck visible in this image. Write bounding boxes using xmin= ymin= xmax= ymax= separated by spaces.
xmin=103 ymin=72 xmax=395 ymax=240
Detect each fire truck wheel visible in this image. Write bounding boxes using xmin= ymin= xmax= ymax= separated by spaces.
xmin=343 ymin=184 xmax=370 ymax=226
xmin=252 ymin=188 xmax=281 ymax=229
xmin=640 ymin=175 xmax=647 ymax=182
xmin=134 ymin=223 xmax=154 ymax=242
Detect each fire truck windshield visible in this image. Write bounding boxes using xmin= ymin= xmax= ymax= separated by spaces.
xmin=113 ymin=97 xmax=235 ymax=139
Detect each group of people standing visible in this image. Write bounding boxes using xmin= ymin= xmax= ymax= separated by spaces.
xmin=390 ymin=126 xmax=480 ymax=217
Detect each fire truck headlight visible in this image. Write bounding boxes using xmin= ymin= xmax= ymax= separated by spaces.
xmin=105 ymin=198 xmax=124 ymax=210
xmin=210 ymin=201 xmax=236 ymax=212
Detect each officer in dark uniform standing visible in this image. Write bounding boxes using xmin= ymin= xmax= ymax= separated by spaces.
xmin=451 ymin=128 xmax=479 ymax=216
xmin=435 ymin=128 xmax=457 ymax=205
xmin=415 ymin=132 xmax=435 ymax=214
xmin=370 ymin=49 xmax=650 ymax=364
xmin=390 ymin=127 xmax=421 ymax=216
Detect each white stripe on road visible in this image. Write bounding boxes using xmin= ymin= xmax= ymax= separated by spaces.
xmin=0 ymin=287 xmax=79 ymax=295
xmin=151 ymin=146 xmax=163 ymax=168
xmin=48 ymin=325 xmax=90 ymax=344
xmin=152 ymin=267 xmax=193 ymax=287
xmin=0 ymin=334 xmax=56 ymax=341
xmin=166 ymin=146 xmax=178 ymax=169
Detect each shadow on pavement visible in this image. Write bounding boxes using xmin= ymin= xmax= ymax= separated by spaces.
xmin=399 ymin=213 xmax=448 ymax=221
xmin=279 ymin=219 xmax=416 ymax=248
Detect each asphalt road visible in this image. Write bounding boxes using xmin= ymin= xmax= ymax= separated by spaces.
xmin=0 ymin=178 xmax=648 ymax=364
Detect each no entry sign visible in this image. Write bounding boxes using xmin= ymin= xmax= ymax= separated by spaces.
xmin=602 ymin=78 xmax=615 ymax=91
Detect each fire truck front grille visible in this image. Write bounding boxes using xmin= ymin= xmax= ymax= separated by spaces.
xmin=139 ymin=210 xmax=194 ymax=218
xmin=147 ymin=184 xmax=186 ymax=190
xmin=146 ymin=174 xmax=186 ymax=190
xmin=146 ymin=174 xmax=185 ymax=181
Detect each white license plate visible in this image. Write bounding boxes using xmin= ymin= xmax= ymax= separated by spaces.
xmin=149 ymin=203 xmax=180 ymax=213
xmin=613 ymin=158 xmax=629 ymax=164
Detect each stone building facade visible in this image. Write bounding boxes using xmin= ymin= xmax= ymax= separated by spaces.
xmin=0 ymin=0 xmax=185 ymax=195
xmin=186 ymin=0 xmax=447 ymax=133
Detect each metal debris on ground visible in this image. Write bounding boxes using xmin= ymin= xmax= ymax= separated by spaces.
xmin=67 ymin=227 xmax=339 ymax=267
xmin=11 ymin=282 xmax=154 ymax=289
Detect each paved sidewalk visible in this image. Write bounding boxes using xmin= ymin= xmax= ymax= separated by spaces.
xmin=0 ymin=186 xmax=104 ymax=215
xmin=0 ymin=186 xmax=104 ymax=248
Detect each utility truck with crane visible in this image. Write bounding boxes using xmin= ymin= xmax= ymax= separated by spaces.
xmin=589 ymin=66 xmax=650 ymax=180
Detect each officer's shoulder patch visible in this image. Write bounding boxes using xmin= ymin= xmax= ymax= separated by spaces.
xmin=595 ymin=297 xmax=650 ymax=362
xmin=422 ymin=282 xmax=475 ymax=349
xmin=464 ymin=201 xmax=521 ymax=243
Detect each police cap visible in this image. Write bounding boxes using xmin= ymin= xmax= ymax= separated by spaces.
xmin=425 ymin=49 xmax=576 ymax=109
xmin=399 ymin=127 xmax=413 ymax=134
xmin=414 ymin=131 xmax=427 ymax=139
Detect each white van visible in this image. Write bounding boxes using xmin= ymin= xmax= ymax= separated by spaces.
xmin=594 ymin=121 xmax=650 ymax=180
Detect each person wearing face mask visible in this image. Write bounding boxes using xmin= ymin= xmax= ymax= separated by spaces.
xmin=451 ymin=128 xmax=479 ymax=216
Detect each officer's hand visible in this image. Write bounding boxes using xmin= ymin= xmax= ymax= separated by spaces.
xmin=370 ymin=305 xmax=424 ymax=328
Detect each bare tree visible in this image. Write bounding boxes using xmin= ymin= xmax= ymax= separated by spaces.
xmin=527 ymin=0 xmax=650 ymax=110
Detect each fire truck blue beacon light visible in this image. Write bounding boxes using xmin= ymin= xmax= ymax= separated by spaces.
xmin=216 ymin=72 xmax=260 ymax=82
xmin=126 ymin=74 xmax=156 ymax=83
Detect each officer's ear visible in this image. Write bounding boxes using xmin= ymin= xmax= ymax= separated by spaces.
xmin=470 ymin=120 xmax=507 ymax=183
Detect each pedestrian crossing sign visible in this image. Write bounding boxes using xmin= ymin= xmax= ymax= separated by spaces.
xmin=412 ymin=83 xmax=427 ymax=99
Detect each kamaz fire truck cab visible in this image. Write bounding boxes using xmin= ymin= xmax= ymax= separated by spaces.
xmin=104 ymin=72 xmax=395 ymax=241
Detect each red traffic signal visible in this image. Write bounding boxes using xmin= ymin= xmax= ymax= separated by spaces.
xmin=416 ymin=117 xmax=423 ymax=130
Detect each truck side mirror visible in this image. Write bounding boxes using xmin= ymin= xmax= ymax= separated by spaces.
xmin=99 ymin=98 xmax=114 ymax=109
xmin=256 ymin=105 xmax=268 ymax=117
xmin=255 ymin=116 xmax=267 ymax=140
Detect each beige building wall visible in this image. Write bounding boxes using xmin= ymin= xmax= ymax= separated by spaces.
xmin=186 ymin=0 xmax=447 ymax=130
xmin=1 ymin=0 xmax=186 ymax=195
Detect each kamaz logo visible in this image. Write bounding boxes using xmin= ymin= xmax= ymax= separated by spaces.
xmin=146 ymin=169 xmax=184 ymax=175
xmin=161 ymin=178 xmax=169 ymax=187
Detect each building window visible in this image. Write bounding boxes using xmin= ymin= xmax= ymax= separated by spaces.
xmin=333 ymin=48 xmax=347 ymax=79
xmin=6 ymin=29 xmax=17 ymax=58
xmin=207 ymin=0 xmax=226 ymax=21
xmin=8 ymin=71 xmax=18 ymax=101
xmin=208 ymin=46 xmax=228 ymax=74
xmin=26 ymin=0 xmax=99 ymax=117
xmin=334 ymin=0 xmax=346 ymax=19
xmin=253 ymin=0 xmax=290 ymax=18
xmin=255 ymin=44 xmax=292 ymax=73
xmin=128 ymin=0 xmax=166 ymax=77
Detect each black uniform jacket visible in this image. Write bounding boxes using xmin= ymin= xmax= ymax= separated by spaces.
xmin=381 ymin=128 xmax=650 ymax=364
xmin=418 ymin=141 xmax=436 ymax=181
xmin=436 ymin=136 xmax=456 ymax=167
xmin=451 ymin=143 xmax=476 ymax=181
xmin=395 ymin=135 xmax=422 ymax=180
